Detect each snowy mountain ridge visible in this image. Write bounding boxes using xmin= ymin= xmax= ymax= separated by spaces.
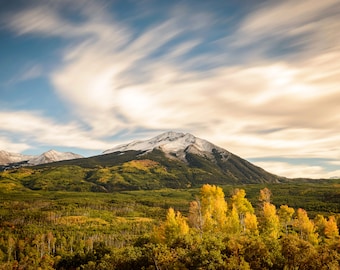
xmin=103 ymin=131 xmax=231 ymax=163
xmin=0 ymin=150 xmax=34 ymax=165
xmin=0 ymin=149 xmax=83 ymax=167
xmin=28 ymin=150 xmax=83 ymax=165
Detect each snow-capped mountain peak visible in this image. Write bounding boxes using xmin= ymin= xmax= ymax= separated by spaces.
xmin=0 ymin=150 xmax=34 ymax=165
xmin=103 ymin=131 xmax=231 ymax=163
xmin=28 ymin=150 xmax=83 ymax=165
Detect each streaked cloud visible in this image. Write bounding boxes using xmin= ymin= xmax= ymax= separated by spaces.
xmin=0 ymin=111 xmax=113 ymax=150
xmin=253 ymin=161 xmax=340 ymax=179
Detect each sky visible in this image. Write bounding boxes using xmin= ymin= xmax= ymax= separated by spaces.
xmin=0 ymin=0 xmax=339 ymax=179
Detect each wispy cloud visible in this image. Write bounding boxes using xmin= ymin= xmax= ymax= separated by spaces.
xmin=0 ymin=136 xmax=30 ymax=153
xmin=0 ymin=111 xmax=113 ymax=151
xmin=253 ymin=161 xmax=340 ymax=179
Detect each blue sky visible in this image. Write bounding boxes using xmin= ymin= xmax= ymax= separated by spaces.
xmin=0 ymin=0 xmax=339 ymax=178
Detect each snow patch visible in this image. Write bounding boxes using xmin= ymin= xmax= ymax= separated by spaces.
xmin=103 ymin=131 xmax=230 ymax=162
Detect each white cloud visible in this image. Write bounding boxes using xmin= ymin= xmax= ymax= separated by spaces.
xmin=253 ymin=161 xmax=340 ymax=179
xmin=0 ymin=136 xmax=30 ymax=153
xmin=235 ymin=0 xmax=340 ymax=50
xmin=0 ymin=111 xmax=113 ymax=151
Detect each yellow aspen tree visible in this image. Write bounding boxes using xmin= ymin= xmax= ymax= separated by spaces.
xmin=294 ymin=208 xmax=318 ymax=245
xmin=259 ymin=187 xmax=272 ymax=204
xmin=278 ymin=204 xmax=295 ymax=234
xmin=260 ymin=202 xmax=280 ymax=239
xmin=156 ymin=207 xmax=189 ymax=246
xmin=324 ymin=216 xmax=339 ymax=240
xmin=226 ymin=204 xmax=241 ymax=235
xmin=231 ymin=189 xmax=254 ymax=231
xmin=314 ymin=214 xmax=327 ymax=238
xmin=199 ymin=184 xmax=228 ymax=232
xmin=244 ymin=212 xmax=259 ymax=235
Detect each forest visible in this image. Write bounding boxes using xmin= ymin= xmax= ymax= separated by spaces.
xmin=0 ymin=182 xmax=339 ymax=269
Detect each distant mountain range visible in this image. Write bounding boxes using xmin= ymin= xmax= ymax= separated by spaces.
xmin=0 ymin=149 xmax=82 ymax=169
xmin=0 ymin=132 xmax=283 ymax=191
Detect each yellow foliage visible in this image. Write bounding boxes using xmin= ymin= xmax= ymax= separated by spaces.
xmin=294 ymin=208 xmax=318 ymax=245
xmin=259 ymin=187 xmax=272 ymax=203
xmin=200 ymin=184 xmax=228 ymax=231
xmin=324 ymin=216 xmax=339 ymax=239
xmin=244 ymin=212 xmax=259 ymax=235
xmin=278 ymin=204 xmax=295 ymax=234
xmin=261 ymin=202 xmax=280 ymax=239
xmin=123 ymin=159 xmax=161 ymax=171
xmin=155 ymin=207 xmax=189 ymax=245
xmin=0 ymin=182 xmax=20 ymax=192
xmin=226 ymin=204 xmax=241 ymax=235
xmin=56 ymin=216 xmax=109 ymax=226
xmin=231 ymin=189 xmax=254 ymax=215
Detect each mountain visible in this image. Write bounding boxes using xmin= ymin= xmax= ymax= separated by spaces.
xmin=95 ymin=131 xmax=281 ymax=188
xmin=103 ymin=131 xmax=231 ymax=164
xmin=0 ymin=150 xmax=33 ymax=165
xmin=28 ymin=150 xmax=83 ymax=165
xmin=0 ymin=132 xmax=282 ymax=192
xmin=0 ymin=149 xmax=83 ymax=169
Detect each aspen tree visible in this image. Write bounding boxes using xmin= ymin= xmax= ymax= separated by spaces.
xmin=200 ymin=184 xmax=228 ymax=231
xmin=294 ymin=208 xmax=318 ymax=245
xmin=324 ymin=216 xmax=339 ymax=240
xmin=259 ymin=187 xmax=272 ymax=204
xmin=226 ymin=204 xmax=241 ymax=234
xmin=231 ymin=189 xmax=254 ymax=231
xmin=244 ymin=212 xmax=259 ymax=235
xmin=156 ymin=207 xmax=189 ymax=246
xmin=260 ymin=202 xmax=280 ymax=239
xmin=278 ymin=204 xmax=294 ymax=234
xmin=188 ymin=184 xmax=228 ymax=233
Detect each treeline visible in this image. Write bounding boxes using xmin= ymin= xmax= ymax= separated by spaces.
xmin=0 ymin=185 xmax=339 ymax=269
